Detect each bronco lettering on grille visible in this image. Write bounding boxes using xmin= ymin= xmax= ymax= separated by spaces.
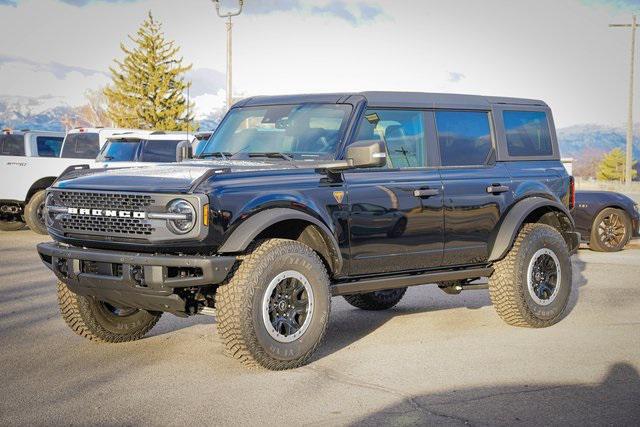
xmin=66 ymin=207 xmax=146 ymax=219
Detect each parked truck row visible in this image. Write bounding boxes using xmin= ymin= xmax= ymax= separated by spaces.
xmin=0 ymin=127 xmax=199 ymax=233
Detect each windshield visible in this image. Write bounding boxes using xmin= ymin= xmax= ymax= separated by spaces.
xmin=199 ymin=104 xmax=352 ymax=160
xmin=98 ymin=139 xmax=141 ymax=162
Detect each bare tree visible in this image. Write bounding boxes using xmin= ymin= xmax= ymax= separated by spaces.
xmin=74 ymin=88 xmax=113 ymax=127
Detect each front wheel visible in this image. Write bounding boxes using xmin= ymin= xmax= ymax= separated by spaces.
xmin=589 ymin=208 xmax=631 ymax=252
xmin=489 ymin=223 xmax=572 ymax=328
xmin=57 ymin=281 xmax=162 ymax=342
xmin=24 ymin=190 xmax=48 ymax=235
xmin=215 ymin=239 xmax=331 ymax=370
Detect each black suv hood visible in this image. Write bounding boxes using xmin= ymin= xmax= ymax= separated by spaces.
xmin=54 ymin=160 xmax=299 ymax=193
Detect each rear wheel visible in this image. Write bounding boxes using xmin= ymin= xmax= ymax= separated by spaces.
xmin=589 ymin=208 xmax=631 ymax=252
xmin=24 ymin=190 xmax=48 ymax=235
xmin=57 ymin=280 xmax=162 ymax=342
xmin=215 ymin=239 xmax=331 ymax=370
xmin=0 ymin=219 xmax=25 ymax=231
xmin=489 ymin=223 xmax=572 ymax=328
xmin=343 ymin=288 xmax=407 ymax=310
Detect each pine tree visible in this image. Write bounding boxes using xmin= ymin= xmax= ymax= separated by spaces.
xmin=596 ymin=147 xmax=637 ymax=181
xmin=104 ymin=12 xmax=196 ymax=131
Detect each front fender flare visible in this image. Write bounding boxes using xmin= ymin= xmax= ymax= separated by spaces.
xmin=218 ymin=208 xmax=343 ymax=274
xmin=488 ymin=197 xmax=575 ymax=262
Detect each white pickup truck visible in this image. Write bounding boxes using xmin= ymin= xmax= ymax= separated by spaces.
xmin=0 ymin=127 xmax=136 ymax=234
xmin=95 ymin=130 xmax=196 ymax=168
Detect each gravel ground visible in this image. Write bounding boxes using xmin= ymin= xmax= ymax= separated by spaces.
xmin=1 ymin=230 xmax=639 ymax=426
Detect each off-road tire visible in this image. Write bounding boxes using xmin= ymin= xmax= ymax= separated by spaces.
xmin=57 ymin=280 xmax=162 ymax=343
xmin=343 ymin=288 xmax=407 ymax=310
xmin=215 ymin=239 xmax=331 ymax=370
xmin=24 ymin=190 xmax=47 ymax=235
xmin=589 ymin=208 xmax=631 ymax=252
xmin=489 ymin=223 xmax=572 ymax=328
xmin=0 ymin=220 xmax=25 ymax=231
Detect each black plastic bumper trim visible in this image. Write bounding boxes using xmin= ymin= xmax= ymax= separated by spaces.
xmin=37 ymin=242 xmax=235 ymax=289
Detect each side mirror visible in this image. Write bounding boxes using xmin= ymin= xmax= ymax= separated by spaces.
xmin=346 ymin=139 xmax=386 ymax=168
xmin=176 ymin=140 xmax=193 ymax=162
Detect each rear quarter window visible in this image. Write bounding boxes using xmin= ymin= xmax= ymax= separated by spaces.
xmin=503 ymin=111 xmax=553 ymax=157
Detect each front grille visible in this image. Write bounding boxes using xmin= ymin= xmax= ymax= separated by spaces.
xmin=62 ymin=214 xmax=155 ymax=235
xmin=58 ymin=191 xmax=155 ymax=211
xmin=47 ymin=189 xmax=207 ymax=243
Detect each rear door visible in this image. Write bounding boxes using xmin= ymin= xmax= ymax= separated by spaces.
xmin=434 ymin=110 xmax=513 ymax=265
xmin=344 ymin=108 xmax=444 ymax=276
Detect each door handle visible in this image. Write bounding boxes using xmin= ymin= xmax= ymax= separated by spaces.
xmin=486 ymin=184 xmax=510 ymax=194
xmin=413 ymin=188 xmax=440 ymax=198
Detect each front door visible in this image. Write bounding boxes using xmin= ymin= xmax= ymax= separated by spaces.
xmin=344 ymin=109 xmax=444 ymax=276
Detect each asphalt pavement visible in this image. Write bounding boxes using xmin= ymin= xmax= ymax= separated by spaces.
xmin=1 ymin=230 xmax=639 ymax=426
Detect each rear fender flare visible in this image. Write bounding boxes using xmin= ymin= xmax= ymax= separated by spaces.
xmin=488 ymin=197 xmax=574 ymax=262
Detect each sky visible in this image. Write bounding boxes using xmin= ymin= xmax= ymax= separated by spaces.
xmin=1 ymin=0 xmax=640 ymax=127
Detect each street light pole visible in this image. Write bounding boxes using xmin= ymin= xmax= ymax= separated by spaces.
xmin=212 ymin=0 xmax=244 ymax=111
xmin=610 ymin=15 xmax=637 ymax=185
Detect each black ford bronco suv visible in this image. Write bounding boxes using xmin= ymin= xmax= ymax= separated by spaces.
xmin=37 ymin=92 xmax=579 ymax=370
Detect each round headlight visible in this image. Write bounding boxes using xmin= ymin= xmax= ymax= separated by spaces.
xmin=167 ymin=199 xmax=196 ymax=234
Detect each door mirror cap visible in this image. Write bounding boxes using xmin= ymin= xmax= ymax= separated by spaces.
xmin=346 ymin=139 xmax=387 ymax=168
xmin=176 ymin=140 xmax=193 ymax=162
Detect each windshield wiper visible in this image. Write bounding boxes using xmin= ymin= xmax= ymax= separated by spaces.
xmin=198 ymin=152 xmax=231 ymax=160
xmin=248 ymin=152 xmax=294 ymax=162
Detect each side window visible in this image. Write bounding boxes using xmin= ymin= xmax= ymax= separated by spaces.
xmin=0 ymin=134 xmax=25 ymax=156
xmin=503 ymin=110 xmax=553 ymax=157
xmin=36 ymin=136 xmax=63 ymax=157
xmin=354 ymin=109 xmax=426 ymax=168
xmin=61 ymin=133 xmax=100 ymax=159
xmin=435 ymin=111 xmax=492 ymax=167
xmin=139 ymin=140 xmax=180 ymax=162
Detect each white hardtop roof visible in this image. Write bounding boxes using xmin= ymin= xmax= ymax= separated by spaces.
xmin=105 ymin=130 xmax=195 ymax=141
xmin=2 ymin=129 xmax=64 ymax=136
xmin=67 ymin=127 xmax=140 ymax=135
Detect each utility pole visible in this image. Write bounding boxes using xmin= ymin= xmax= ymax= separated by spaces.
xmin=610 ymin=15 xmax=637 ymax=185
xmin=212 ymin=0 xmax=244 ymax=111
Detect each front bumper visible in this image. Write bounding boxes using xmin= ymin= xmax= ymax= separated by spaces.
xmin=37 ymin=242 xmax=236 ymax=314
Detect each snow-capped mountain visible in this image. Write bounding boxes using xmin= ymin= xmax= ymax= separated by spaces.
xmin=0 ymin=95 xmax=78 ymax=132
